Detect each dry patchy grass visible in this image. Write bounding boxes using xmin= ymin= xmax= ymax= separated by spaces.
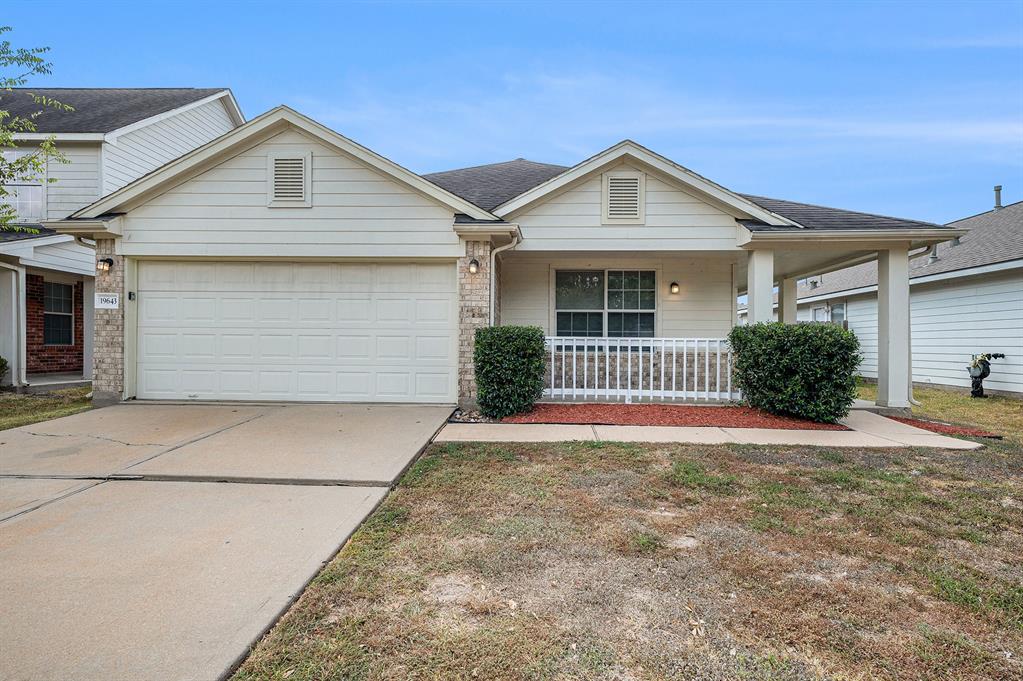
xmin=857 ymin=382 xmax=1023 ymax=445
xmin=0 ymin=387 xmax=92 ymax=430
xmin=236 ymin=436 xmax=1023 ymax=681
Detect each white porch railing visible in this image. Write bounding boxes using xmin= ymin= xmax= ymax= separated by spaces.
xmin=543 ymin=337 xmax=740 ymax=403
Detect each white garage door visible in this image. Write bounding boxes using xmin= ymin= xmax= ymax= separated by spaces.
xmin=136 ymin=261 xmax=457 ymax=402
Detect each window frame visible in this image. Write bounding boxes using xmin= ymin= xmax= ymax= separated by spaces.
xmin=1 ymin=150 xmax=47 ymax=222
xmin=553 ymin=268 xmax=658 ymax=338
xmin=43 ymin=281 xmax=75 ymax=346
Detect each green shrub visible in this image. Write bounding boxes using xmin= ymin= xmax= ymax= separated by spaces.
xmin=0 ymin=355 xmax=7 ymax=381
xmin=474 ymin=325 xmax=546 ymax=419
xmin=728 ymin=322 xmax=861 ymax=423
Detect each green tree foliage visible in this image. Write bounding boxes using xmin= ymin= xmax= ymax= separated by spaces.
xmin=1 ymin=26 xmax=72 ymax=230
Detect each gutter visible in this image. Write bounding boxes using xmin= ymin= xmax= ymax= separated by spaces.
xmin=0 ymin=261 xmax=28 ymax=387
xmin=490 ymin=231 xmax=521 ymax=325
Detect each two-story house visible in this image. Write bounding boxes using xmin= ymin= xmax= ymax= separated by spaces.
xmin=1 ymin=88 xmax=243 ymax=388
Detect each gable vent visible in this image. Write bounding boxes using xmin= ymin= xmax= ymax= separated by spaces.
xmin=602 ymin=171 xmax=645 ymax=223
xmin=268 ymin=151 xmax=311 ymax=207
xmin=608 ymin=176 xmax=640 ymax=217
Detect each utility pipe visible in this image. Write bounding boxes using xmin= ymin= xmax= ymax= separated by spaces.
xmin=489 ymin=232 xmax=520 ymax=325
xmin=0 ymin=260 xmax=28 ymax=387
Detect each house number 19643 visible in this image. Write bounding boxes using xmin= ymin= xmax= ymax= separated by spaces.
xmin=95 ymin=293 xmax=120 ymax=309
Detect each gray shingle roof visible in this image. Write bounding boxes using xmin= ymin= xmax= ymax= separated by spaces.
xmin=423 ymin=158 xmax=949 ymax=231
xmin=424 ymin=159 xmax=569 ymax=211
xmin=795 ymin=200 xmax=1023 ymax=300
xmin=0 ymin=226 xmax=55 ymax=243
xmin=737 ymin=195 xmax=946 ymax=231
xmin=1 ymin=88 xmax=228 ymax=133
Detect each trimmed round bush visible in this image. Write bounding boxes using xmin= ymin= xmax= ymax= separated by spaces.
xmin=728 ymin=322 xmax=861 ymax=423
xmin=475 ymin=325 xmax=546 ymax=419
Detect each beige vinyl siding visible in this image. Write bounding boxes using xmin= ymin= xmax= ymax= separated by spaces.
xmin=46 ymin=144 xmax=101 ymax=220
xmin=20 ymin=238 xmax=95 ymax=277
xmin=102 ymin=98 xmax=236 ymax=195
xmin=118 ymin=128 xmax=461 ymax=258
xmin=512 ymin=163 xmax=740 ymax=252
xmin=500 ymin=254 xmax=736 ymax=337
xmin=818 ymin=268 xmax=1022 ymax=394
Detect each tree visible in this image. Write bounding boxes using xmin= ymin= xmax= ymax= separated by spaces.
xmin=1 ymin=26 xmax=72 ymax=230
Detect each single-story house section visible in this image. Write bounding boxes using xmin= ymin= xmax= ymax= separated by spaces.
xmin=1 ymin=88 xmax=243 ymax=388
xmin=739 ymin=195 xmax=1022 ymax=395
xmin=46 ymin=106 xmax=964 ymax=409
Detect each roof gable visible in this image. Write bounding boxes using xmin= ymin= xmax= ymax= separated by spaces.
xmin=70 ymin=106 xmax=498 ymax=221
xmin=490 ymin=140 xmax=798 ymax=226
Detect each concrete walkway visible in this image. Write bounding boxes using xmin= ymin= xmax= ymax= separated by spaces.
xmin=0 ymin=403 xmax=449 ymax=681
xmin=435 ymin=409 xmax=982 ymax=450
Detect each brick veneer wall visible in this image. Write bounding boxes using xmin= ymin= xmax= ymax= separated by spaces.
xmin=25 ymin=274 xmax=84 ymax=374
xmin=458 ymin=240 xmax=492 ymax=407
xmin=93 ymin=239 xmax=124 ymax=402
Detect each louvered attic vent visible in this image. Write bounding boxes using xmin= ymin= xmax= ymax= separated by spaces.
xmin=268 ymin=151 xmax=311 ymax=207
xmin=602 ymin=171 xmax=645 ymax=223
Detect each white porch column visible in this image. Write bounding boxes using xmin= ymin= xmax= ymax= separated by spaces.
xmin=746 ymin=249 xmax=775 ymax=324
xmin=778 ymin=277 xmax=798 ymax=324
xmin=877 ymin=246 xmax=911 ymax=408
xmin=82 ymin=277 xmax=95 ymax=380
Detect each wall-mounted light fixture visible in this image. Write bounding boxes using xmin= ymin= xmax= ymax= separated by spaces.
xmin=97 ymin=258 xmax=114 ymax=273
xmin=669 ymin=281 xmax=680 ymax=295
xmin=468 ymin=258 xmax=480 ymax=274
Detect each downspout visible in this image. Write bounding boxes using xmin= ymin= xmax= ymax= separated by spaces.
xmin=0 ymin=260 xmax=28 ymax=388
xmin=489 ymin=231 xmax=520 ymax=325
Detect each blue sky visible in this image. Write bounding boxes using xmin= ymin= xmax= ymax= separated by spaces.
xmin=7 ymin=0 xmax=1022 ymax=223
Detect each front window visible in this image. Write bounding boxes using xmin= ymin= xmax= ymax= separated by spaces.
xmin=43 ymin=282 xmax=74 ymax=345
xmin=812 ymin=306 xmax=828 ymax=322
xmin=555 ymin=269 xmax=656 ymax=337
xmin=830 ymin=303 xmax=846 ymax=327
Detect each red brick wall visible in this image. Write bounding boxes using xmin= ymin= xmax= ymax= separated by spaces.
xmin=26 ymin=273 xmax=84 ymax=374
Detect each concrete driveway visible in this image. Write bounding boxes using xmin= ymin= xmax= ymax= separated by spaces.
xmin=0 ymin=403 xmax=449 ymax=681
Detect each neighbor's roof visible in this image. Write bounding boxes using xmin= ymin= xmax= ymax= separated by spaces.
xmin=424 ymin=158 xmax=948 ymax=231
xmin=791 ymin=200 xmax=1023 ymax=300
xmin=1 ymin=88 xmax=229 ymax=133
xmin=0 ymin=226 xmax=57 ymax=243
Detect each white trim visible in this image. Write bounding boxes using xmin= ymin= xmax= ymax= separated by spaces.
xmin=69 ymin=106 xmax=497 ymax=221
xmin=13 ymin=133 xmax=105 ymax=142
xmin=740 ymin=228 xmax=965 ymax=246
xmin=494 ymin=140 xmax=798 ymax=226
xmin=103 ymin=90 xmax=244 ymax=142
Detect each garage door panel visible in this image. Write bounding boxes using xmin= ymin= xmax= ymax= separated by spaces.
xmin=137 ymin=262 xmax=456 ymax=402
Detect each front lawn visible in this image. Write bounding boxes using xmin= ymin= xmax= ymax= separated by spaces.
xmin=0 ymin=387 xmax=92 ymax=431
xmin=237 ymin=436 xmax=1022 ymax=679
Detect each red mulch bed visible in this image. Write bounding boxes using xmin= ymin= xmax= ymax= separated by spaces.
xmin=501 ymin=403 xmax=849 ymax=431
xmin=889 ymin=416 xmax=1001 ymax=439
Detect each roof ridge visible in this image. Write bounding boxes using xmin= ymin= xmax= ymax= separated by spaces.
xmin=741 ymin=193 xmax=946 ymax=228
xmin=424 ymin=158 xmax=567 ymax=176
xmin=7 ymin=87 xmax=226 ymax=91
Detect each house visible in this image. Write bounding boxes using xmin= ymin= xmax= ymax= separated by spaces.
xmin=45 ymin=106 xmax=964 ymax=409
xmin=1 ymin=88 xmax=244 ymax=388
xmin=738 ymin=193 xmax=1022 ymax=395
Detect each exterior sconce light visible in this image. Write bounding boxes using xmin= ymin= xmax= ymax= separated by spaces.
xmin=468 ymin=258 xmax=480 ymax=274
xmin=669 ymin=281 xmax=680 ymax=294
xmin=97 ymin=258 xmax=114 ymax=273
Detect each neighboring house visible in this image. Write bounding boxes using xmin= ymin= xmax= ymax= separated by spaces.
xmin=46 ymin=106 xmax=963 ymax=409
xmin=0 ymin=88 xmax=244 ymax=388
xmin=739 ymin=195 xmax=1022 ymax=395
